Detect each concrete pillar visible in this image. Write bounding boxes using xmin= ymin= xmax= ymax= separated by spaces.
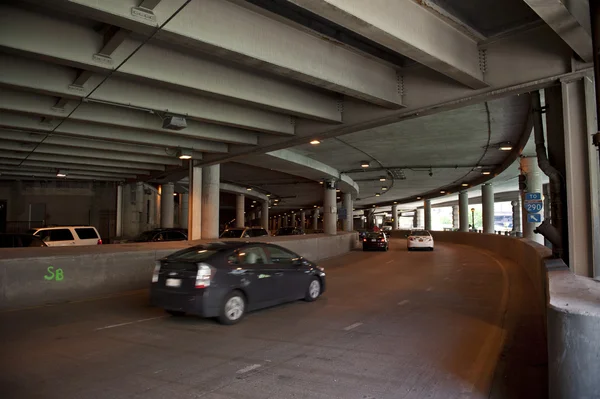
xmin=412 ymin=210 xmax=418 ymax=229
xmin=343 ymin=193 xmax=353 ymax=232
xmin=424 ymin=200 xmax=432 ymax=231
xmin=391 ymin=204 xmax=398 ymax=230
xmin=452 ymin=205 xmax=459 ymax=229
xmin=482 ymin=184 xmax=495 ymax=234
xmin=261 ymin=200 xmax=268 ymax=229
xmin=201 ymin=164 xmax=220 ymax=239
xmin=188 ymin=164 xmax=202 ymax=240
xmin=459 ymin=191 xmax=469 ymax=232
xmin=116 ymin=184 xmax=123 ymax=237
xmin=235 ymin=194 xmax=244 ymax=228
xmin=323 ymin=181 xmax=337 ymax=235
xmin=277 ymin=215 xmax=282 ymax=229
xmin=301 ymin=211 xmax=306 ymax=230
xmin=511 ymin=199 xmax=521 ymax=236
xmin=160 ymin=182 xmax=174 ymax=228
xmin=180 ymin=193 xmax=189 ymax=229
xmin=313 ymin=209 xmax=319 ymax=230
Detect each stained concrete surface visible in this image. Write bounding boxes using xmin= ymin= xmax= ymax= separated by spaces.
xmin=0 ymin=240 xmax=546 ymax=398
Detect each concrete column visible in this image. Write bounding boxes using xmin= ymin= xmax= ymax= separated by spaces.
xmin=520 ymin=156 xmax=544 ymax=243
xmin=277 ymin=215 xmax=282 ymax=229
xmin=511 ymin=199 xmax=521 ymax=236
xmin=160 ymin=182 xmax=174 ymax=228
xmin=116 ymin=184 xmax=123 ymax=237
xmin=180 ymin=193 xmax=189 ymax=229
xmin=235 ymin=194 xmax=244 ymax=228
xmin=391 ymin=204 xmax=398 ymax=230
xmin=188 ymin=164 xmax=202 ymax=240
xmin=458 ymin=191 xmax=469 ymax=232
xmin=412 ymin=210 xmax=418 ymax=229
xmin=323 ymin=181 xmax=337 ymax=235
xmin=301 ymin=211 xmax=306 ymax=230
xmin=201 ymin=164 xmax=220 ymax=239
xmin=482 ymin=184 xmax=495 ymax=234
xmin=452 ymin=205 xmax=459 ymax=229
xmin=343 ymin=193 xmax=353 ymax=232
xmin=424 ymin=200 xmax=432 ymax=230
xmin=261 ymin=200 xmax=268 ymax=229
xmin=313 ymin=209 xmax=319 ymax=230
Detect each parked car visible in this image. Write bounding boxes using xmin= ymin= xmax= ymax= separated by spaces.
xmin=362 ymin=232 xmax=389 ymax=251
xmin=220 ymin=227 xmax=269 ymax=239
xmin=0 ymin=233 xmax=47 ymax=248
xmin=26 ymin=226 xmax=102 ymax=246
xmin=407 ymin=230 xmax=434 ymax=251
xmin=150 ymin=242 xmax=326 ymax=324
xmin=274 ymin=227 xmax=304 ymax=236
xmin=381 ymin=226 xmax=393 ymax=232
xmin=128 ymin=228 xmax=188 ymax=243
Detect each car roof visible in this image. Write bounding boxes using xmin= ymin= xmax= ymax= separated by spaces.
xmin=33 ymin=226 xmax=96 ymax=230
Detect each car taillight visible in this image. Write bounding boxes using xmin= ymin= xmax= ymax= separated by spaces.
xmin=409 ymin=237 xmax=415 ymax=241
xmin=152 ymin=261 xmax=161 ymax=283
xmin=363 ymin=239 xmax=367 ymax=242
xmin=195 ymin=263 xmax=215 ymax=289
xmin=97 ymin=239 xmax=103 ymax=245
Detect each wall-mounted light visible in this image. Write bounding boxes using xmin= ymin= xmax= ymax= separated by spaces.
xmin=361 ymin=161 xmax=370 ymax=168
xmin=177 ymin=149 xmax=192 ymax=160
xmin=173 ymin=193 xmax=178 ymax=196
xmin=310 ymin=139 xmax=321 ymax=145
xmin=314 ymin=205 xmax=317 ymax=208
xmin=56 ymin=170 xmax=66 ymax=177
xmin=379 ymin=176 xmax=387 ymax=182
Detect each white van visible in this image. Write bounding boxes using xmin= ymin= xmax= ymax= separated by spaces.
xmin=27 ymin=226 xmax=102 ymax=247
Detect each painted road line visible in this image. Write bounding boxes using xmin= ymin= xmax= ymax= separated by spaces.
xmin=343 ymin=322 xmax=363 ymax=331
xmin=95 ymin=316 xmax=166 ymax=331
xmin=237 ymin=364 xmax=261 ymax=374
xmin=398 ymin=300 xmax=410 ymax=306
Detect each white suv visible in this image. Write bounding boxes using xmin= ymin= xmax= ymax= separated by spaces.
xmin=27 ymin=226 xmax=102 ymax=247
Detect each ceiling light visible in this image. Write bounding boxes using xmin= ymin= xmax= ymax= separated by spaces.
xmin=394 ymin=202 xmax=397 ymax=204
xmin=417 ymin=197 xmax=422 ymax=200
xmin=173 ymin=193 xmax=177 ymax=196
xmin=375 ymin=193 xmax=380 ymax=197
xmin=274 ymin=203 xmax=278 ymax=206
xmin=337 ymin=196 xmax=340 ymax=199
xmin=440 ymin=190 xmax=446 ymax=194
xmin=336 ymin=189 xmax=340 ymax=192
xmin=381 ymin=186 xmax=388 ymax=191
xmin=266 ymin=194 xmax=271 ymax=197
xmin=310 ymin=139 xmax=321 ymax=145
xmin=246 ymin=187 xmax=252 ymax=191
xmin=274 ymin=198 xmax=279 ymax=202
xmin=56 ymin=170 xmax=67 ymax=177
xmin=379 ymin=177 xmax=387 ymax=182
xmin=163 ymin=115 xmax=187 ymax=131
xmin=360 ymin=161 xmax=370 ymax=168
xmin=482 ymin=171 xmax=492 ymax=175
xmin=319 ymin=181 xmax=323 ymax=185
xmin=500 ymin=145 xmax=513 ymax=151
xmin=177 ymin=149 xmax=192 ymax=160
xmin=462 ymin=183 xmax=469 ymax=187
xmin=252 ymin=200 xmax=256 ymax=203
xmin=314 ymin=205 xmax=317 ymax=208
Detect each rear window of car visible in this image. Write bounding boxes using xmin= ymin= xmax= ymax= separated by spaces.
xmin=166 ymin=246 xmax=221 ymax=263
xmin=19 ymin=235 xmax=45 ymax=247
xmin=220 ymin=229 xmax=244 ymax=238
xmin=411 ymin=231 xmax=430 ymax=237
xmin=366 ymin=232 xmax=383 ymax=238
xmin=75 ymin=228 xmax=98 ymax=240
xmin=37 ymin=229 xmax=74 ymax=241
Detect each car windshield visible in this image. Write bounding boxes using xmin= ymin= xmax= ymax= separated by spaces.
xmin=411 ymin=231 xmax=430 ymax=237
xmin=220 ymin=229 xmax=244 ymax=238
xmin=366 ymin=232 xmax=383 ymax=238
xmin=166 ymin=246 xmax=223 ymax=262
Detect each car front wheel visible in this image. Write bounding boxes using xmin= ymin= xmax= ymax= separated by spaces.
xmin=304 ymin=278 xmax=321 ymax=302
xmin=218 ymin=290 xmax=246 ymax=325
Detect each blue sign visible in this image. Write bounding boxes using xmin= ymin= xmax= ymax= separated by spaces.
xmin=525 ymin=192 xmax=542 ymax=201
xmin=528 ymin=213 xmax=542 ymax=223
xmin=524 ymin=201 xmax=543 ymax=214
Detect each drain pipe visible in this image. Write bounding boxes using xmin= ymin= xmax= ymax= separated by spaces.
xmin=531 ymin=91 xmax=564 ymax=258
xmin=591 ymin=0 xmax=600 ymax=171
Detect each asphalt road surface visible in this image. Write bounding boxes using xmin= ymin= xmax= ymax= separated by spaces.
xmin=0 ymin=239 xmax=547 ymax=399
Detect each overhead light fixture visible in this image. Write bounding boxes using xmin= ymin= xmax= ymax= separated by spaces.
xmin=252 ymin=200 xmax=256 ymax=203
xmin=163 ymin=115 xmax=187 ymax=131
xmin=417 ymin=197 xmax=422 ymax=200
xmin=499 ymin=145 xmax=513 ymax=151
xmin=319 ymin=181 xmax=324 ymax=185
xmin=274 ymin=203 xmax=278 ymax=206
xmin=482 ymin=171 xmax=492 ymax=175
xmin=310 ymin=139 xmax=321 ymax=145
xmin=461 ymin=183 xmax=469 ymax=187
xmin=336 ymin=189 xmax=340 ymax=193
xmin=266 ymin=194 xmax=271 ymax=197
xmin=394 ymin=201 xmax=397 ymax=204
xmin=337 ymin=196 xmax=340 ymax=199
xmin=56 ymin=170 xmax=66 ymax=177
xmin=361 ymin=161 xmax=370 ymax=168
xmin=314 ymin=205 xmax=317 ymax=208
xmin=177 ymin=149 xmax=192 ymax=160
xmin=274 ymin=198 xmax=279 ymax=202
xmin=173 ymin=193 xmax=178 ymax=196
xmin=440 ymin=190 xmax=446 ymax=194
xmin=246 ymin=187 xmax=252 ymax=191
xmin=375 ymin=193 xmax=380 ymax=197
xmin=379 ymin=177 xmax=387 ymax=182
xmin=381 ymin=186 xmax=388 ymax=191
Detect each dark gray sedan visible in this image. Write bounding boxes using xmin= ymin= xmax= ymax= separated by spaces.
xmin=150 ymin=242 xmax=326 ymax=324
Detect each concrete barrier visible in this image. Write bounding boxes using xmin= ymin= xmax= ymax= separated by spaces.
xmin=390 ymin=230 xmax=600 ymax=399
xmin=0 ymin=233 xmax=358 ymax=310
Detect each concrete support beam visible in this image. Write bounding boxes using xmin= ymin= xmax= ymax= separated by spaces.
xmin=523 ymin=0 xmax=593 ymax=62
xmin=452 ymin=205 xmax=460 ymax=229
xmin=521 ymin=156 xmax=544 ymax=243
xmin=180 ymin=193 xmax=189 ymax=229
xmin=301 ymin=211 xmax=306 ymax=230
xmin=424 ymin=200 xmax=432 ymax=231
xmin=0 ymin=166 xmax=136 ymax=179
xmin=160 ymin=183 xmax=175 ymax=229
xmin=0 ymin=5 xmax=342 ymax=122
xmin=0 ymin=54 xmax=294 ymax=135
xmin=313 ymin=209 xmax=319 ymax=231
xmin=0 ymin=161 xmax=148 ymax=177
xmin=482 ymin=184 xmax=495 ymax=234
xmin=116 ymin=184 xmax=123 ymax=237
xmin=343 ymin=193 xmax=353 ymax=232
xmin=261 ymin=201 xmax=269 ymax=230
xmin=323 ymin=181 xmax=337 ymax=235
xmin=459 ymin=191 xmax=469 ymax=232
xmin=391 ymin=204 xmax=398 ymax=230
xmin=201 ymin=164 xmax=220 ymax=240
xmin=236 ymin=194 xmax=245 ymax=228
xmin=188 ymin=164 xmax=202 ymax=240
xmin=511 ymin=199 xmax=522 ymax=236
xmin=0 ymin=170 xmax=125 ymax=181
xmin=287 ymin=0 xmax=487 ymax=89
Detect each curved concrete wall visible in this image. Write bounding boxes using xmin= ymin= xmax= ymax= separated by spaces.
xmin=0 ymin=233 xmax=358 ymax=310
xmin=390 ymin=230 xmax=599 ymax=399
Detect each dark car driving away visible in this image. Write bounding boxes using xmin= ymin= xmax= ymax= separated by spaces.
xmin=220 ymin=227 xmax=269 ymax=239
xmin=362 ymin=232 xmax=389 ymax=251
xmin=150 ymin=242 xmax=326 ymax=324
xmin=274 ymin=226 xmax=304 ymax=236
xmin=0 ymin=233 xmax=47 ymax=248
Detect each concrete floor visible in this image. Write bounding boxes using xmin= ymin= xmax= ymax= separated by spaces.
xmin=0 ymin=240 xmax=547 ymax=399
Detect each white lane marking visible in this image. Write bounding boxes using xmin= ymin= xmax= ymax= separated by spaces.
xmin=237 ymin=364 xmax=261 ymax=374
xmin=398 ymin=300 xmax=410 ymax=306
xmin=386 ymin=260 xmax=394 ymax=264
xmin=95 ymin=316 xmax=165 ymax=331
xmin=343 ymin=322 xmax=363 ymax=331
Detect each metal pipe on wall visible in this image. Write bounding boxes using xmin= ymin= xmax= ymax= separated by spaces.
xmin=590 ymin=0 xmax=600 ymax=172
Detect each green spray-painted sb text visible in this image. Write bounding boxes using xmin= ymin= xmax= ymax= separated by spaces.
xmin=44 ymin=266 xmax=64 ymax=281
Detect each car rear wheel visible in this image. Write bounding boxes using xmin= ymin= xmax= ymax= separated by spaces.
xmin=304 ymin=278 xmax=321 ymax=302
xmin=166 ymin=310 xmax=185 ymax=317
xmin=218 ymin=290 xmax=246 ymax=325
